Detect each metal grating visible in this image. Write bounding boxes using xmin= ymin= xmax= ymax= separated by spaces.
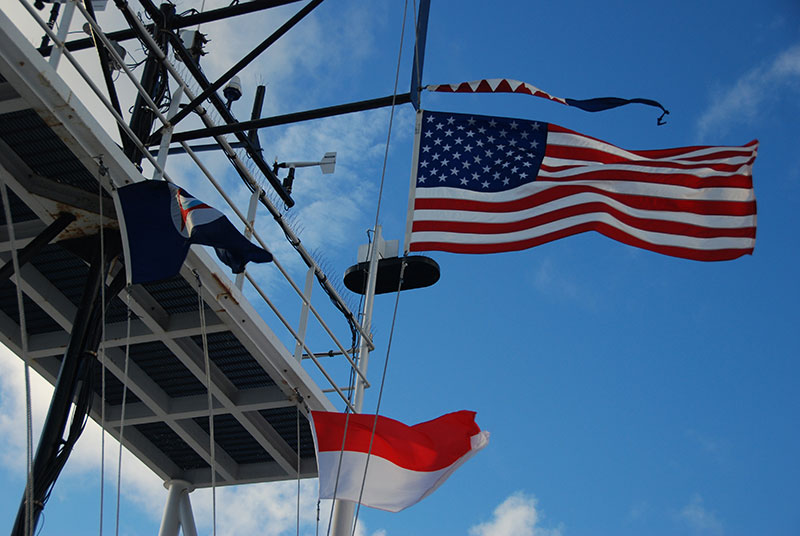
xmin=0 ymin=187 xmax=38 ymax=225
xmin=194 ymin=414 xmax=273 ymax=466
xmin=0 ymin=281 xmax=65 ymax=335
xmin=191 ymin=331 xmax=276 ymax=390
xmin=0 ymin=109 xmax=107 ymax=195
xmin=128 ymin=341 xmax=208 ymax=398
xmin=91 ymin=360 xmax=142 ymax=406
xmin=142 ymin=276 xmax=213 ymax=315
xmin=260 ymin=407 xmax=317 ymax=459
xmin=136 ymin=422 xmax=209 ymax=471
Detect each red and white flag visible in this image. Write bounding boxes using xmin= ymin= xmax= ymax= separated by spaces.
xmin=311 ymin=410 xmax=489 ymax=512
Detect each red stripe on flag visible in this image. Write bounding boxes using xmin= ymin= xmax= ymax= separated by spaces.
xmin=409 ymin=221 xmax=754 ymax=261
xmin=412 ymin=202 xmax=757 ymax=239
xmin=543 ymin=145 xmax=756 ymax=173
xmin=311 ymin=410 xmax=481 ymax=472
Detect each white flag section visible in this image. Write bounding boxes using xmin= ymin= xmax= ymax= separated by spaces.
xmin=311 ymin=410 xmax=489 ymax=512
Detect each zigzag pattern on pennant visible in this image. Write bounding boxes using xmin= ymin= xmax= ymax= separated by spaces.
xmin=425 ymin=78 xmax=568 ymax=105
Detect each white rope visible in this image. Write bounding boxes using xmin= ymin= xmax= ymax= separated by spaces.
xmin=98 ymin=159 xmax=107 ymax=536
xmin=195 ymin=272 xmax=216 ymax=536
xmin=0 ymin=175 xmax=34 ymax=536
xmin=326 ymin=2 xmax=410 ymax=534
xmin=350 ymin=0 xmax=424 ymax=530
xmin=350 ymin=259 xmax=406 ymax=536
xmin=371 ymin=0 xmax=409 ymax=230
xmin=113 ymin=291 xmax=132 ymax=536
xmin=296 ymin=405 xmax=301 ymax=536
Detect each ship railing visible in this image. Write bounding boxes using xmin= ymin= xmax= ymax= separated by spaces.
xmin=16 ymin=0 xmax=370 ymax=411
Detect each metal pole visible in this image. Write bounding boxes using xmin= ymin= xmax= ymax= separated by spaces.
xmin=158 ymin=480 xmax=187 ymax=536
xmin=165 ymin=93 xmax=412 ymax=144
xmin=161 ymin=0 xmax=324 ymax=130
xmin=152 ymin=85 xmax=185 ymax=180
xmin=125 ymin=1 xmax=175 ymax=166
xmin=178 ymin=491 xmax=198 ymax=536
xmin=293 ymin=266 xmax=315 ymax=361
xmin=329 ymin=225 xmax=383 ymax=536
xmin=49 ymin=0 xmax=75 ymax=69
xmin=234 ymin=186 xmax=261 ymax=289
xmin=0 ymin=213 xmax=75 ymax=283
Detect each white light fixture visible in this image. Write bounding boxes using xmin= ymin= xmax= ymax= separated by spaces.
xmin=274 ymin=152 xmax=337 ymax=194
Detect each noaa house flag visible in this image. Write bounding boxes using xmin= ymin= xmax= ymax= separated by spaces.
xmin=311 ymin=410 xmax=489 ymax=512
xmin=405 ymin=110 xmax=758 ymax=261
xmin=116 ymin=180 xmax=272 ymax=284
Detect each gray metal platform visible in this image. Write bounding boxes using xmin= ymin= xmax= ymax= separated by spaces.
xmin=0 ymin=7 xmax=337 ymax=489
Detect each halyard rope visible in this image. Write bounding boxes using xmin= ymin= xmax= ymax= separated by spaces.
xmin=195 ymin=272 xmax=217 ymax=536
xmin=351 ymin=258 xmax=407 ymax=535
xmin=114 ymin=291 xmax=132 ymax=536
xmin=326 ymin=0 xmax=411 ymax=533
xmin=1 ymin=172 xmax=34 ymax=536
xmin=99 ymin=159 xmax=107 ymax=536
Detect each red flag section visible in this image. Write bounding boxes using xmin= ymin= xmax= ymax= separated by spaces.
xmin=311 ymin=410 xmax=489 ymax=512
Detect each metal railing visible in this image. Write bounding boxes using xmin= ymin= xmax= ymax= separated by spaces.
xmin=17 ymin=0 xmax=369 ymax=409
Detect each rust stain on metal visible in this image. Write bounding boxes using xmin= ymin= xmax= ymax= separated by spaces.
xmin=211 ymin=272 xmax=239 ymax=306
xmin=50 ymin=204 xmax=118 ymax=240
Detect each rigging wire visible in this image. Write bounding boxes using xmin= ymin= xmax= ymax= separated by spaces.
xmin=327 ymin=0 xmax=411 ymax=533
xmin=98 ymin=158 xmax=107 ymax=536
xmin=411 ymin=0 xmax=423 ymax=102
xmin=370 ymin=0 xmax=409 ymax=232
xmin=0 ymin=171 xmax=34 ymax=536
xmin=195 ymin=272 xmax=217 ymax=536
xmin=350 ymin=0 xmax=429 ymax=530
xmin=114 ymin=291 xmax=132 ymax=536
xmin=351 ymin=258 xmax=407 ymax=536
xmin=296 ymin=402 xmax=301 ymax=536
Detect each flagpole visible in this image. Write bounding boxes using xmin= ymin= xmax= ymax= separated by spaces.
xmin=403 ymin=110 xmax=423 ymax=255
xmin=329 ymin=225 xmax=383 ymax=536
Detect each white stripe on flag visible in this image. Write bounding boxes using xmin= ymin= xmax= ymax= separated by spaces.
xmin=318 ymin=431 xmax=489 ymax=512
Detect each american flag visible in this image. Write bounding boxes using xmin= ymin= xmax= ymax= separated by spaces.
xmin=405 ymin=110 xmax=758 ymax=261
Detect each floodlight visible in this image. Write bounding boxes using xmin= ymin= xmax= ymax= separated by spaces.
xmin=274 ymin=152 xmax=337 ymax=195
xmin=276 ymin=152 xmax=337 ymax=173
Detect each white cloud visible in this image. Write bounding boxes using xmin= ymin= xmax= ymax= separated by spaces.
xmin=697 ymin=43 xmax=800 ymax=138
xmin=0 ymin=346 xmax=167 ymax=523
xmin=532 ymin=256 xmax=598 ymax=311
xmin=469 ymin=492 xmax=563 ymax=536
xmin=677 ymin=494 xmax=724 ymax=536
xmin=0 ymin=346 xmax=391 ymax=535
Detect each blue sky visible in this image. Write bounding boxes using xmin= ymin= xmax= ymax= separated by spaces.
xmin=1 ymin=1 xmax=799 ymax=535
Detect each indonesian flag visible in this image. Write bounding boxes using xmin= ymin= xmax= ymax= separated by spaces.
xmin=310 ymin=410 xmax=489 ymax=512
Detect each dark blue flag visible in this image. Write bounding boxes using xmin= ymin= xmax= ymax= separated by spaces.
xmin=116 ymin=181 xmax=272 ymax=284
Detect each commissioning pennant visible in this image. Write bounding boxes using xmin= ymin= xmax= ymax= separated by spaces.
xmin=311 ymin=410 xmax=489 ymax=513
xmin=405 ymin=110 xmax=758 ymax=261
xmin=426 ymin=78 xmax=670 ymax=123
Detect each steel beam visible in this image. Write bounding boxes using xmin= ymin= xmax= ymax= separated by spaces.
xmin=164 ymin=93 xmax=412 ymax=144
xmin=161 ymin=0 xmax=324 ymax=129
xmin=38 ymin=0 xmax=303 ymax=57
xmin=0 ymin=213 xmax=75 ymax=283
